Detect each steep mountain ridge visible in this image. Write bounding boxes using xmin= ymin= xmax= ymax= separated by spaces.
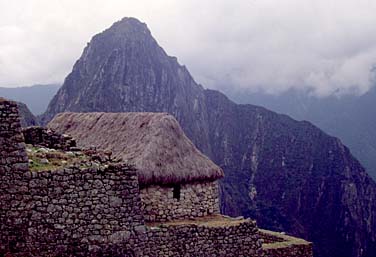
xmin=204 ymin=89 xmax=376 ymax=257
xmin=42 ymin=17 xmax=376 ymax=257
xmin=226 ymin=87 xmax=376 ymax=180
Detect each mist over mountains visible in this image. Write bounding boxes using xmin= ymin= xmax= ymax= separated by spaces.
xmin=34 ymin=18 xmax=376 ymax=257
xmin=3 ymin=1 xmax=376 ymax=98
xmin=0 ymin=84 xmax=60 ymax=115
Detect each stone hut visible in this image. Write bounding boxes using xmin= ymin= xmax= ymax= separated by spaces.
xmin=48 ymin=112 xmax=225 ymax=222
xmin=1 ymin=100 xmax=313 ymax=256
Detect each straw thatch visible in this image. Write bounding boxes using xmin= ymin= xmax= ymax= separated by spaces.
xmin=48 ymin=112 xmax=224 ymax=186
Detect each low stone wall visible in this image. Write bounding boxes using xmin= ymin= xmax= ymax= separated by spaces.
xmin=22 ymin=126 xmax=76 ymax=151
xmin=140 ymin=181 xmax=220 ymax=222
xmin=260 ymin=230 xmax=313 ymax=257
xmin=145 ymin=219 xmax=263 ymax=256
xmin=263 ymin=245 xmax=313 ymax=257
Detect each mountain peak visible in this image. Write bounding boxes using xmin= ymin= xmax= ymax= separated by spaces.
xmin=108 ymin=17 xmax=150 ymax=35
xmin=94 ymin=17 xmax=151 ymax=43
xmin=42 ymin=17 xmax=210 ymax=152
xmin=115 ymin=17 xmax=147 ymax=27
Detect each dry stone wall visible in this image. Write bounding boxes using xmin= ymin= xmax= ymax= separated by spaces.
xmin=0 ymin=99 xmax=30 ymax=255
xmin=145 ymin=219 xmax=263 ymax=256
xmin=140 ymin=181 xmax=220 ymax=222
xmin=1 ymin=162 xmax=146 ymax=256
xmin=25 ymin=164 xmax=144 ymax=256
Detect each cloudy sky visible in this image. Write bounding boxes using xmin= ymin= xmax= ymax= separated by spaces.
xmin=1 ymin=0 xmax=376 ymax=96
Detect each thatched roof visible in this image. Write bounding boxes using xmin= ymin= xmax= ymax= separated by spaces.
xmin=48 ymin=112 xmax=224 ymax=185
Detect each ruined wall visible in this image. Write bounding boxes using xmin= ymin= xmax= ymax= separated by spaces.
xmin=140 ymin=181 xmax=220 ymax=222
xmin=0 ymin=100 xmax=146 ymax=256
xmin=22 ymin=126 xmax=76 ymax=151
xmin=144 ymin=219 xmax=263 ymax=256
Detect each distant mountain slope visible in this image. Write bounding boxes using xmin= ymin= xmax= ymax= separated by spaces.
xmin=0 ymin=84 xmax=60 ymax=115
xmin=17 ymin=102 xmax=38 ymax=127
xmin=41 ymin=18 xmax=376 ymax=257
xmin=205 ymin=89 xmax=376 ymax=257
xmin=226 ymin=87 xmax=376 ymax=180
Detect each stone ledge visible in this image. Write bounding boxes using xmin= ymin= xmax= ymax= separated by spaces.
xmin=144 ymin=214 xmax=262 ymax=256
xmin=260 ymin=229 xmax=313 ymax=257
xmin=146 ymin=214 xmax=254 ymax=228
xmin=260 ymin=229 xmax=311 ymax=248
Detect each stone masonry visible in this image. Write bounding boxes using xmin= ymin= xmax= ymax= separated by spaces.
xmin=24 ymin=165 xmax=144 ymax=256
xmin=145 ymin=219 xmax=262 ymax=256
xmin=140 ymin=181 xmax=220 ymax=222
xmin=1 ymin=163 xmax=147 ymax=256
xmin=0 ymin=98 xmax=30 ymax=254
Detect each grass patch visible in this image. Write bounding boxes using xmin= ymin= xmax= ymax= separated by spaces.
xmin=29 ymin=158 xmax=58 ymax=171
xmin=26 ymin=145 xmax=94 ymax=172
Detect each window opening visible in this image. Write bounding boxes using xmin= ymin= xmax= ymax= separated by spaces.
xmin=173 ymin=184 xmax=181 ymax=201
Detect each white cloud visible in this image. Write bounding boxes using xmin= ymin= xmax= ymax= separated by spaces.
xmin=1 ymin=0 xmax=376 ymax=96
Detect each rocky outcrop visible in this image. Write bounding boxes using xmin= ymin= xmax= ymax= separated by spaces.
xmin=41 ymin=18 xmax=376 ymax=257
